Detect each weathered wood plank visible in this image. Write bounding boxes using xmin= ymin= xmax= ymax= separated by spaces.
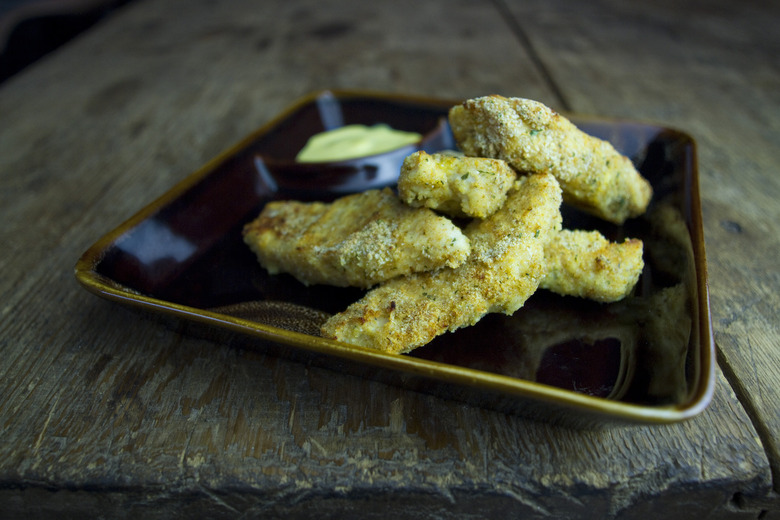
xmin=499 ymin=0 xmax=780 ymax=510
xmin=0 ymin=301 xmax=772 ymax=518
xmin=0 ymin=0 xmax=775 ymax=517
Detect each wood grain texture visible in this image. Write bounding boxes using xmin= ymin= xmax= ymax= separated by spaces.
xmin=497 ymin=0 xmax=780 ymax=510
xmin=0 ymin=0 xmax=776 ymax=517
xmin=0 ymin=304 xmax=771 ymax=518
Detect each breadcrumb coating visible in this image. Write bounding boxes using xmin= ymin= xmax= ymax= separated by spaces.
xmin=398 ymin=150 xmax=516 ymax=218
xmin=243 ymin=188 xmax=470 ymax=288
xmin=448 ymin=95 xmax=652 ymax=224
xmin=541 ymin=229 xmax=644 ymax=302
xmin=320 ymin=173 xmax=563 ymax=353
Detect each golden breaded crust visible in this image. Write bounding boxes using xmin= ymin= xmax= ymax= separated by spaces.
xmin=541 ymin=229 xmax=644 ymax=302
xmin=243 ymin=188 xmax=470 ymax=288
xmin=448 ymin=95 xmax=652 ymax=224
xmin=397 ymin=151 xmax=516 ymax=218
xmin=320 ymin=173 xmax=563 ymax=353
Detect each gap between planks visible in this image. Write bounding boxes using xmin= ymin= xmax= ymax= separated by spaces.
xmin=489 ymin=0 xmax=572 ymax=112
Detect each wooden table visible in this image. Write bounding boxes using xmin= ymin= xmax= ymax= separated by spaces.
xmin=1 ymin=0 xmax=778 ymax=517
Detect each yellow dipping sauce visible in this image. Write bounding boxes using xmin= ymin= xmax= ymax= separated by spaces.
xmin=296 ymin=124 xmax=422 ymax=162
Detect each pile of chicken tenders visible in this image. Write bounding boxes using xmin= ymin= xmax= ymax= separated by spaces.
xmin=243 ymin=95 xmax=653 ymax=354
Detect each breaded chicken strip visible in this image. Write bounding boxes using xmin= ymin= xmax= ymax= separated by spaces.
xmin=541 ymin=230 xmax=644 ymax=302
xmin=321 ymin=173 xmax=562 ymax=353
xmin=243 ymin=188 xmax=470 ymax=288
xmin=449 ymin=95 xmax=652 ymax=224
xmin=398 ymin=150 xmax=516 ymax=218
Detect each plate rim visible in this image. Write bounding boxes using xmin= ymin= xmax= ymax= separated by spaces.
xmin=74 ymin=88 xmax=716 ymax=426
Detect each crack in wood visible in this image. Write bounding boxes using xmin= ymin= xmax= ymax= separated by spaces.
xmin=489 ymin=0 xmax=572 ymax=111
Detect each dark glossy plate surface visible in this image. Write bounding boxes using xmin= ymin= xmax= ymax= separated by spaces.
xmin=75 ymin=90 xmax=715 ymax=427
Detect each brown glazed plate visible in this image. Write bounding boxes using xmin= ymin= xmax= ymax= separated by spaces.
xmin=75 ymin=90 xmax=715 ymax=427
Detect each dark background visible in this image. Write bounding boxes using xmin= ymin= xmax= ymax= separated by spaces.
xmin=0 ymin=0 xmax=135 ymax=83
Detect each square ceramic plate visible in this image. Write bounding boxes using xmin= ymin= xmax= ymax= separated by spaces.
xmin=75 ymin=90 xmax=715 ymax=427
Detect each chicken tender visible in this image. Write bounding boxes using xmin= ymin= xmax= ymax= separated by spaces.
xmin=541 ymin=229 xmax=644 ymax=302
xmin=243 ymin=188 xmax=470 ymax=288
xmin=398 ymin=150 xmax=516 ymax=218
xmin=321 ymin=173 xmax=563 ymax=353
xmin=448 ymin=95 xmax=652 ymax=224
